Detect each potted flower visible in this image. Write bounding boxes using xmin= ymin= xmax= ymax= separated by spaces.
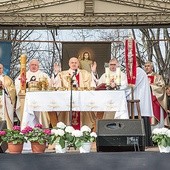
xmin=72 ymin=129 xmax=83 ymax=150
xmin=22 ymin=124 xmax=56 ymax=153
xmin=80 ymin=125 xmax=97 ymax=143
xmin=71 ymin=125 xmax=97 ymax=153
xmin=51 ymin=122 xmax=97 ymax=153
xmin=79 ymin=125 xmax=97 ymax=153
xmin=152 ymin=127 xmax=170 ymax=153
xmin=0 ymin=126 xmax=27 ymax=153
xmin=51 ymin=122 xmax=75 ymax=153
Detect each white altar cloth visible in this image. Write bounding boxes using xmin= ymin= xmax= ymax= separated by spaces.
xmin=21 ymin=90 xmax=128 ymax=129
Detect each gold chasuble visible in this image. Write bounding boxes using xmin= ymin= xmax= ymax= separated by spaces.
xmin=57 ymin=69 xmax=95 ymax=129
xmin=0 ymin=75 xmax=16 ymax=129
xmin=148 ymin=72 xmax=167 ymax=122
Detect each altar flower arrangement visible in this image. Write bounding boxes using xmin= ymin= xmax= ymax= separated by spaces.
xmin=51 ymin=122 xmax=97 ymax=150
xmin=72 ymin=125 xmax=97 ymax=149
xmin=51 ymin=122 xmax=75 ymax=149
xmin=22 ymin=124 xmax=56 ymax=145
xmin=80 ymin=125 xmax=97 ymax=143
xmin=0 ymin=126 xmax=27 ymax=144
xmin=152 ymin=127 xmax=170 ymax=147
xmin=72 ymin=129 xmax=83 ymax=149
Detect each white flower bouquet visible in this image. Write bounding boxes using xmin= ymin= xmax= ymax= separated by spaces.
xmin=51 ymin=122 xmax=97 ymax=150
xmin=152 ymin=127 xmax=170 ymax=147
xmin=72 ymin=125 xmax=97 ymax=149
xmin=80 ymin=125 xmax=97 ymax=143
xmin=51 ymin=122 xmax=74 ymax=149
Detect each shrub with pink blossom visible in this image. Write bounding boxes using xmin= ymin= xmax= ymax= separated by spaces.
xmin=0 ymin=126 xmax=26 ymax=144
xmin=22 ymin=124 xmax=56 ymax=145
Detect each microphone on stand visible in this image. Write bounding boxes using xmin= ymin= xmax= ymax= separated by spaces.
xmin=69 ymin=69 xmax=78 ymax=126
xmin=71 ymin=69 xmax=77 ymax=78
xmin=71 ymin=69 xmax=78 ymax=88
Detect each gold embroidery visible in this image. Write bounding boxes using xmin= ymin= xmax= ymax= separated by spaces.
xmin=72 ymin=111 xmax=79 ymax=126
xmin=29 ymin=101 xmax=40 ymax=109
xmin=106 ymin=100 xmax=116 ymax=110
xmin=86 ymin=101 xmax=98 ymax=110
xmin=48 ymin=101 xmax=60 ymax=110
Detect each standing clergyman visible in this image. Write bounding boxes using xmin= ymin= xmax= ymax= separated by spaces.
xmin=0 ymin=63 xmax=16 ymax=129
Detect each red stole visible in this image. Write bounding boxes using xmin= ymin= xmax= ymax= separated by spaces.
xmin=149 ymin=75 xmax=167 ymax=122
xmin=71 ymin=73 xmax=81 ymax=130
xmin=148 ymin=76 xmax=154 ymax=84
xmin=151 ymin=93 xmax=161 ymax=121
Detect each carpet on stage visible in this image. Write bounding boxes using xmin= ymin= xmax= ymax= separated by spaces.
xmin=0 ymin=152 xmax=169 ymax=170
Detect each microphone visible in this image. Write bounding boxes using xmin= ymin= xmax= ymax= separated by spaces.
xmin=73 ymin=69 xmax=77 ymax=76
xmin=69 ymin=69 xmax=77 ymax=126
xmin=71 ymin=69 xmax=78 ymax=87
xmin=71 ymin=69 xmax=77 ymax=79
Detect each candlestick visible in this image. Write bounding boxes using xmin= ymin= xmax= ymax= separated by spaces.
xmin=116 ymin=67 xmax=121 ymax=86
xmin=19 ymin=54 xmax=27 ymax=94
xmin=104 ymin=63 xmax=110 ymax=86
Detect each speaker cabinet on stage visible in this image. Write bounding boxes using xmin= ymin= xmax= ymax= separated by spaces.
xmin=96 ymin=119 xmax=145 ymax=152
xmin=0 ymin=121 xmax=7 ymax=153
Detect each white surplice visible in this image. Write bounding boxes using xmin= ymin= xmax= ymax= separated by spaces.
xmin=126 ymin=67 xmax=153 ymax=117
xmin=15 ymin=70 xmax=51 ymax=127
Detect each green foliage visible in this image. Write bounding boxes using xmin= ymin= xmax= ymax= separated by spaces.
xmin=152 ymin=128 xmax=170 ymax=147
xmin=52 ymin=129 xmax=74 ymax=149
xmin=0 ymin=127 xmax=26 ymax=144
xmin=152 ymin=134 xmax=170 ymax=147
xmin=52 ymin=123 xmax=97 ymax=150
xmin=25 ymin=127 xmax=55 ymax=144
xmin=73 ymin=137 xmax=82 ymax=149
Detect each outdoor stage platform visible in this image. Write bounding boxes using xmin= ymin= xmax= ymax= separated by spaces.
xmin=0 ymin=146 xmax=169 ymax=170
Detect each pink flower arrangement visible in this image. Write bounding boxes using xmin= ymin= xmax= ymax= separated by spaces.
xmin=22 ymin=124 xmax=56 ymax=145
xmin=0 ymin=126 xmax=26 ymax=144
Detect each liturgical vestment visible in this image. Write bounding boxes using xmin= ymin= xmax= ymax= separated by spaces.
xmin=57 ymin=68 xmax=95 ymax=129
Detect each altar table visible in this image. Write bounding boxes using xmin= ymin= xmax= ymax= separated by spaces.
xmin=21 ymin=90 xmax=129 ymax=129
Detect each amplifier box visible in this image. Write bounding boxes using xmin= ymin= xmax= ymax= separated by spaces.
xmin=96 ymin=119 xmax=146 ymax=152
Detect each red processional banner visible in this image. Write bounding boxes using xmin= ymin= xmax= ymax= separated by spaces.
xmin=125 ymin=38 xmax=137 ymax=86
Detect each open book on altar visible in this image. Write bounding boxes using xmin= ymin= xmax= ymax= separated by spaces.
xmin=95 ymin=83 xmax=107 ymax=90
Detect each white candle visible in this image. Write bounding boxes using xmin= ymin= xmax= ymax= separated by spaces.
xmin=116 ymin=67 xmax=121 ymax=85
xmin=105 ymin=67 xmax=110 ymax=85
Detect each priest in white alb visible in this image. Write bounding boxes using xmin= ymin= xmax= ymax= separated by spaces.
xmin=15 ymin=59 xmax=51 ymax=128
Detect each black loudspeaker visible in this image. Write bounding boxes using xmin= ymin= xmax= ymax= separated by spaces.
xmin=0 ymin=121 xmax=8 ymax=153
xmin=96 ymin=119 xmax=145 ymax=152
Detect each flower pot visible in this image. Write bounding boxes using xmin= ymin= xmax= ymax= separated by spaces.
xmin=79 ymin=142 xmax=92 ymax=153
xmin=31 ymin=142 xmax=46 ymax=153
xmin=8 ymin=142 xmax=23 ymax=154
xmin=158 ymin=145 xmax=170 ymax=153
xmin=55 ymin=142 xmax=67 ymax=153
